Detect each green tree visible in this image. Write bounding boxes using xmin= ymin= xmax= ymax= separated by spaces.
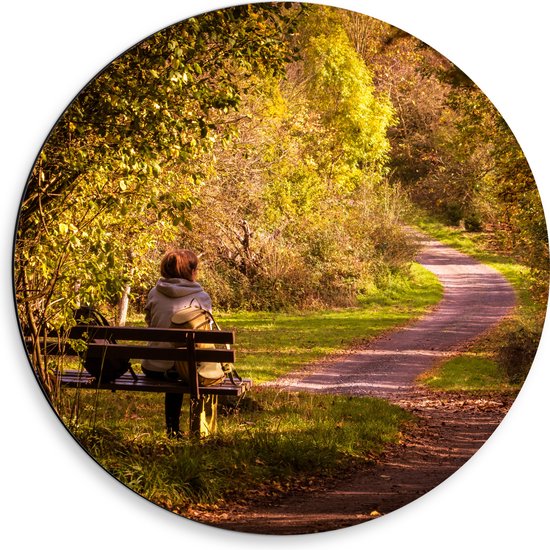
xmin=15 ymin=3 xmax=302 ymax=390
xmin=343 ymin=10 xmax=547 ymax=296
xmin=445 ymin=84 xmax=548 ymax=294
xmin=181 ymin=6 xmax=410 ymax=310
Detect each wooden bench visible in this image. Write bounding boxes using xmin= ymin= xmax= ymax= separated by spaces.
xmin=29 ymin=325 xmax=252 ymax=437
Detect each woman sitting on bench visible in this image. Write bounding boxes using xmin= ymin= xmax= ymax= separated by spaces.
xmin=141 ymin=248 xmax=212 ymax=438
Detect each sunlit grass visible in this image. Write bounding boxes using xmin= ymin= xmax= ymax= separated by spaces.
xmin=60 ymin=388 xmax=411 ymax=513
xmin=55 ymin=261 xmax=442 ymax=512
xmin=120 ymin=262 xmax=442 ymax=384
xmin=217 ymin=262 xmax=443 ymax=382
xmin=419 ymin=354 xmax=519 ymax=392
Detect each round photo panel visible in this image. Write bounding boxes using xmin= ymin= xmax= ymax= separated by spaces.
xmin=13 ymin=1 xmax=548 ymax=535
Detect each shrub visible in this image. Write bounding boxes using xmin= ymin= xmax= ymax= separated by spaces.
xmin=464 ymin=213 xmax=483 ymax=232
xmin=497 ymin=321 xmax=541 ymax=384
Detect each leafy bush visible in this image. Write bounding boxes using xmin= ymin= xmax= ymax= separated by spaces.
xmin=497 ymin=321 xmax=541 ymax=384
xmin=464 ymin=212 xmax=483 ymax=232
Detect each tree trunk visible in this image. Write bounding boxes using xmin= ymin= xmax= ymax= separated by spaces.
xmin=116 ymin=250 xmax=136 ymax=326
xmin=116 ymin=284 xmax=131 ymax=326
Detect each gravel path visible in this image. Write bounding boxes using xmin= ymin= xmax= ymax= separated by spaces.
xmin=263 ymin=233 xmax=516 ymax=400
xmin=195 ymin=232 xmax=518 ymax=534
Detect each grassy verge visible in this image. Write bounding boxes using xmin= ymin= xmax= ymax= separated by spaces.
xmin=418 ymin=354 xmax=516 ymax=392
xmin=60 ymin=388 xmax=411 ymax=515
xmin=415 ymin=216 xmax=546 ymax=392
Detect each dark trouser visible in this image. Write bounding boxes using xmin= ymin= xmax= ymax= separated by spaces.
xmin=142 ymin=367 xmax=183 ymax=436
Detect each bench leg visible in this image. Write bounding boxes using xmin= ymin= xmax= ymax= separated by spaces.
xmin=189 ymin=394 xmax=218 ymax=437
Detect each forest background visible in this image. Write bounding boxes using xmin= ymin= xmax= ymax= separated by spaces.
xmin=15 ymin=3 xmax=547 ymax=390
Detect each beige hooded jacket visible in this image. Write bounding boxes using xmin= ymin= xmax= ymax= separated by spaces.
xmin=142 ymin=277 xmax=212 ymax=372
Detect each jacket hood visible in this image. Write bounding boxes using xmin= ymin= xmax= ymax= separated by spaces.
xmin=154 ymin=277 xmax=206 ymax=299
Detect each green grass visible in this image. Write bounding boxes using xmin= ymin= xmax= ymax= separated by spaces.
xmin=60 ymin=388 xmax=411 ymax=514
xmin=419 ymin=354 xmax=516 ymax=392
xmin=217 ymin=262 xmax=443 ymax=383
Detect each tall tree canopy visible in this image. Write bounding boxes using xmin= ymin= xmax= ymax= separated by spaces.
xmin=343 ymin=11 xmax=547 ymax=295
xmin=179 ymin=5 xmax=405 ymax=310
xmin=15 ymin=3 xmax=304 ymax=386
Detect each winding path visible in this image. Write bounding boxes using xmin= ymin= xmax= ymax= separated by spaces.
xmin=263 ymin=232 xmax=516 ymax=399
xmin=196 ymin=232 xmax=518 ymax=534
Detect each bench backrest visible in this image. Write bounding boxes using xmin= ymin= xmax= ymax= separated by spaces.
xmin=28 ymin=325 xmax=236 ymax=399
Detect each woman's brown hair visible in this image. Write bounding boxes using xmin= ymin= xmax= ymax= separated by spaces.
xmin=160 ymin=249 xmax=198 ymax=281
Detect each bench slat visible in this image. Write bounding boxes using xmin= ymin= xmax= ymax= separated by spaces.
xmin=59 ymin=370 xmax=251 ymax=396
xmin=86 ymin=343 xmax=235 ymax=363
xmin=68 ymin=326 xmax=235 ymax=345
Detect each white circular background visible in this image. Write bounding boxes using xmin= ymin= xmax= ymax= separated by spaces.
xmin=2 ymin=1 xmax=548 ymax=548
